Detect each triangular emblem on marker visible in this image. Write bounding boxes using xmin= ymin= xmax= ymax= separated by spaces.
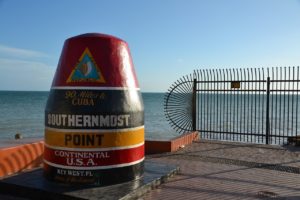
xmin=67 ymin=48 xmax=106 ymax=83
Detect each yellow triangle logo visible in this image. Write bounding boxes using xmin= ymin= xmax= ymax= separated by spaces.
xmin=67 ymin=48 xmax=106 ymax=83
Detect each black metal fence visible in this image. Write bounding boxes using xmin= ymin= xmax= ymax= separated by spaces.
xmin=164 ymin=67 xmax=300 ymax=145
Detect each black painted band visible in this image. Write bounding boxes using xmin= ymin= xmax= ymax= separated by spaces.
xmin=43 ymin=161 xmax=144 ymax=185
xmin=45 ymin=89 xmax=144 ymax=129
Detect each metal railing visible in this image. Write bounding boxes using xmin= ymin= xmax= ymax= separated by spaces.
xmin=164 ymin=67 xmax=300 ymax=145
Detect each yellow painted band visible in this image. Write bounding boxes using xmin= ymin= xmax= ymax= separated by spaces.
xmin=45 ymin=128 xmax=144 ymax=148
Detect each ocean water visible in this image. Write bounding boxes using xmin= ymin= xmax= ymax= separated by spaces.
xmin=0 ymin=91 xmax=177 ymax=140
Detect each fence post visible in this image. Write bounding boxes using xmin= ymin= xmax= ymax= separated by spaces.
xmin=266 ymin=77 xmax=271 ymax=144
xmin=192 ymin=78 xmax=197 ymax=131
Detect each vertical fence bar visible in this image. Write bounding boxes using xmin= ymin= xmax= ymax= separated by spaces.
xmin=209 ymin=70 xmax=213 ymax=136
xmin=247 ymin=69 xmax=250 ymax=142
xmin=216 ymin=70 xmax=219 ymax=134
xmin=239 ymin=68 xmax=243 ymax=141
xmin=283 ymin=68 xmax=287 ymax=141
xmin=291 ymin=67 xmax=295 ymax=140
xmin=287 ymin=67 xmax=291 ymax=141
xmin=270 ymin=68 xmax=275 ymax=143
xmin=266 ymin=76 xmax=271 ymax=144
xmin=275 ymin=68 xmax=279 ymax=143
xmin=261 ymin=69 xmax=264 ymax=143
xmin=213 ymin=70 xmax=217 ymax=133
xmin=192 ymin=78 xmax=197 ymax=131
xmin=219 ymin=69 xmax=224 ymax=140
xmin=223 ymin=69 xmax=226 ymax=141
xmin=250 ymin=68 xmax=254 ymax=143
xmin=297 ymin=67 xmax=299 ymax=139
xmin=199 ymin=70 xmax=204 ymax=137
xmin=225 ymin=69 xmax=230 ymax=140
xmin=243 ymin=69 xmax=247 ymax=141
xmin=197 ymin=70 xmax=200 ymax=134
xmin=235 ymin=69 xmax=240 ymax=141
xmin=261 ymin=68 xmax=265 ymax=143
xmin=279 ymin=68 xmax=283 ymax=144
xmin=229 ymin=69 xmax=233 ymax=140
xmin=206 ymin=70 xmax=210 ymax=138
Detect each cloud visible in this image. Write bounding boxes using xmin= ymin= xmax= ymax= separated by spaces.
xmin=0 ymin=44 xmax=54 ymax=90
xmin=0 ymin=44 xmax=49 ymax=59
xmin=0 ymin=58 xmax=55 ymax=91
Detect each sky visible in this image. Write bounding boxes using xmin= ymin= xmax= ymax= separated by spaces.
xmin=0 ymin=0 xmax=300 ymax=92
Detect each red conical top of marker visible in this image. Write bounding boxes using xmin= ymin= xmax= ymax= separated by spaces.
xmin=52 ymin=33 xmax=139 ymax=88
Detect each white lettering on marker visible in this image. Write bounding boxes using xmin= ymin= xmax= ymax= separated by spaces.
xmin=47 ymin=114 xmax=131 ymax=128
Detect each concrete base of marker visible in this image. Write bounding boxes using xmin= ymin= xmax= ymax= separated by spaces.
xmin=44 ymin=161 xmax=144 ymax=185
xmin=0 ymin=161 xmax=179 ymax=200
xmin=145 ymin=131 xmax=199 ymax=154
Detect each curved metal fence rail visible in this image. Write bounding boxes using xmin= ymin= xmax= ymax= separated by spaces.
xmin=164 ymin=67 xmax=300 ymax=145
xmin=164 ymin=74 xmax=194 ymax=134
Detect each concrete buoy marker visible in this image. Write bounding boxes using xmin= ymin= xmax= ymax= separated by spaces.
xmin=44 ymin=33 xmax=144 ymax=185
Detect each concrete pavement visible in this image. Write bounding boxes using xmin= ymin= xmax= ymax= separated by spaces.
xmin=143 ymin=140 xmax=300 ymax=200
